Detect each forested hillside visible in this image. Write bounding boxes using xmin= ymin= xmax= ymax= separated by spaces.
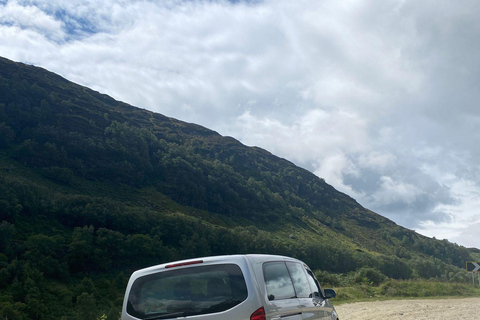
xmin=0 ymin=56 xmax=474 ymax=319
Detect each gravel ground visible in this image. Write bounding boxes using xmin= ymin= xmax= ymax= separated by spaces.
xmin=335 ymin=297 xmax=480 ymax=320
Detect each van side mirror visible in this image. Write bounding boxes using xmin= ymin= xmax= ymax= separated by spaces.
xmin=323 ymin=289 xmax=336 ymax=299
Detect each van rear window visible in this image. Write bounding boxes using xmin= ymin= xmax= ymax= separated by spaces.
xmin=127 ymin=264 xmax=248 ymax=319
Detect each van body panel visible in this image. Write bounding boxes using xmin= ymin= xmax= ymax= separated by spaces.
xmin=265 ymin=298 xmax=303 ymax=320
xmin=300 ymin=298 xmax=336 ymax=320
xmin=121 ymin=254 xmax=338 ymax=320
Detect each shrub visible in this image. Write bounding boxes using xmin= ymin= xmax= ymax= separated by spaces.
xmin=41 ymin=166 xmax=74 ymax=185
xmin=354 ymin=267 xmax=387 ymax=286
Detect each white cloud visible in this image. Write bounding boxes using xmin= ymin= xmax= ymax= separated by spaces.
xmin=0 ymin=0 xmax=64 ymax=41
xmin=417 ymin=178 xmax=480 ymax=246
xmin=313 ymin=151 xmax=365 ymax=202
xmin=236 ymin=108 xmax=368 ymax=166
xmin=2 ymin=0 xmax=480 ymax=248
xmin=358 ymin=152 xmax=396 ymax=171
xmin=373 ymin=176 xmax=425 ymax=206
xmin=452 ymin=223 xmax=480 ymax=248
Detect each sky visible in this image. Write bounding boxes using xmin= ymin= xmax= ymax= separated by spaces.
xmin=1 ymin=0 xmax=480 ymax=248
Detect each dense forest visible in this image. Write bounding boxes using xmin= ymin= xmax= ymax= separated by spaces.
xmin=0 ymin=56 xmax=475 ymax=319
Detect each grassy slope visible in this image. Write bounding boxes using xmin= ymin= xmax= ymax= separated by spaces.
xmin=0 ymin=56 xmax=474 ymax=266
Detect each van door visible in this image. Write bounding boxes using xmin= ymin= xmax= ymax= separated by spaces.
xmin=284 ymin=262 xmax=326 ymax=320
xmin=303 ymin=267 xmax=334 ymax=320
xmin=263 ymin=261 xmax=303 ymax=320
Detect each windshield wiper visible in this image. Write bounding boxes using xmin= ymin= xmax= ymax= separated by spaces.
xmin=144 ymin=312 xmax=185 ymax=320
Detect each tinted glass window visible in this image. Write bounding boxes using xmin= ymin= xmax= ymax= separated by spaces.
xmin=305 ymin=269 xmax=321 ymax=298
xmin=286 ymin=262 xmax=311 ymax=298
xmin=263 ymin=262 xmax=296 ymax=300
xmin=127 ymin=264 xmax=247 ymax=319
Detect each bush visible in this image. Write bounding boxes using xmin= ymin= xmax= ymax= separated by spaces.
xmin=354 ymin=267 xmax=387 ymax=286
xmin=379 ymin=256 xmax=413 ymax=279
xmin=41 ymin=166 xmax=74 ymax=185
xmin=315 ymin=270 xmax=342 ymax=287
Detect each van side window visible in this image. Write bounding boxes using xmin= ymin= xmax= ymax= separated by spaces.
xmin=263 ymin=262 xmax=296 ymax=301
xmin=305 ymin=269 xmax=322 ymax=298
xmin=285 ymin=262 xmax=311 ymax=298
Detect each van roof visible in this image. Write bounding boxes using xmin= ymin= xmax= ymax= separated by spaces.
xmin=131 ymin=254 xmax=303 ymax=275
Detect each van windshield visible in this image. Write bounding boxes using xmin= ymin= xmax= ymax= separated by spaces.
xmin=127 ymin=264 xmax=248 ymax=319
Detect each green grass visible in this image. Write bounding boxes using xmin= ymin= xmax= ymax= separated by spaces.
xmin=333 ymin=280 xmax=480 ymax=304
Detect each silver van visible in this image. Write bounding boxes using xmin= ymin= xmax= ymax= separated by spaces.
xmin=122 ymin=254 xmax=339 ymax=320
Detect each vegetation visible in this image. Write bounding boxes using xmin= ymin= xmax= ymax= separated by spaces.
xmin=316 ymin=269 xmax=478 ymax=304
xmin=333 ymin=280 xmax=480 ymax=304
xmin=0 ymin=56 xmax=478 ymax=319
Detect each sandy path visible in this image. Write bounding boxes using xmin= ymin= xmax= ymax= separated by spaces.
xmin=335 ymin=297 xmax=480 ymax=320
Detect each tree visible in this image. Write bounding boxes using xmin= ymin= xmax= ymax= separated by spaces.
xmin=0 ymin=221 xmax=14 ymax=253
xmin=24 ymin=277 xmax=47 ymax=319
xmin=68 ymin=226 xmax=95 ymax=273
xmin=75 ymin=293 xmax=97 ymax=320
xmin=0 ymin=122 xmax=15 ymax=148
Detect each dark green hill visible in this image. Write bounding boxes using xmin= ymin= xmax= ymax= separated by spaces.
xmin=0 ymin=56 xmax=473 ymax=319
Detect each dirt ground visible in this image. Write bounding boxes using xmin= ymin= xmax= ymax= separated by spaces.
xmin=335 ymin=297 xmax=480 ymax=320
